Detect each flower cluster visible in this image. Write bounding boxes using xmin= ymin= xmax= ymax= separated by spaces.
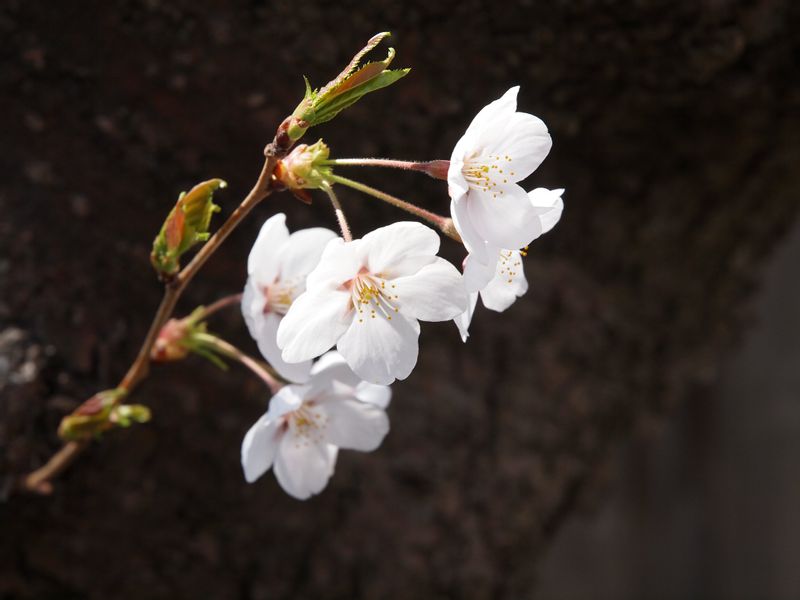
xmin=240 ymin=87 xmax=564 ymax=499
xmin=27 ymin=35 xmax=568 ymax=500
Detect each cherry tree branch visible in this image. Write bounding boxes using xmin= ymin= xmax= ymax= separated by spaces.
xmin=20 ymin=147 xmax=286 ymax=495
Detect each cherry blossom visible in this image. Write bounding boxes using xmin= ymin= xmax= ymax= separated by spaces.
xmin=276 ymin=221 xmax=468 ymax=385
xmin=242 ymin=214 xmax=336 ymax=382
xmin=241 ymin=352 xmax=391 ymax=500
xmin=448 ymin=86 xmax=553 ymax=263
xmin=456 ymin=188 xmax=564 ymax=341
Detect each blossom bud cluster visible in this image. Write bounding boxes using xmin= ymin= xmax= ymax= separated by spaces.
xmin=240 ymin=87 xmax=564 ymax=499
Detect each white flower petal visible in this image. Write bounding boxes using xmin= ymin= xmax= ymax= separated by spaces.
xmin=463 ymin=252 xmax=497 ymax=293
xmin=484 ymin=112 xmax=552 ymax=182
xmin=529 ymin=187 xmax=565 ymax=234
xmin=447 ymin=152 xmax=470 ymax=200
xmin=451 ymin=197 xmax=489 ymax=262
xmin=243 ymin=279 xmax=312 ymax=383
xmin=354 ymin=381 xmax=392 ymax=408
xmin=463 ymin=86 xmax=519 ymax=138
xmin=247 ymin=213 xmax=289 ymax=283
xmin=480 ymin=250 xmax=529 ymax=312
xmin=273 ymin=433 xmax=337 ymax=500
xmin=359 ymin=222 xmax=441 ymax=277
xmin=241 ymin=276 xmax=264 ymax=331
xmin=305 ymin=238 xmax=362 ymax=289
xmin=279 ymin=227 xmax=338 ymax=280
xmin=241 ymin=412 xmax=281 ymax=483
xmin=322 ymin=397 xmax=389 ymax=452
xmin=390 ymin=258 xmax=467 ymax=322
xmin=337 ymin=313 xmax=420 ymax=385
xmin=266 ymin=384 xmax=306 ymax=420
xmin=249 ymin=310 xmax=312 ymax=383
xmin=277 ymin=285 xmax=352 ymax=363
xmin=448 ymin=88 xmax=519 ymax=200
xmin=307 ymin=351 xmax=362 ymax=393
xmin=454 ymin=292 xmax=479 ymax=342
xmin=467 ymin=184 xmax=544 ymax=251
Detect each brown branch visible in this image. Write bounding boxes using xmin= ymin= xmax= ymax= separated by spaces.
xmin=121 ymin=155 xmax=277 ymax=392
xmin=19 ymin=144 xmax=287 ymax=495
xmin=21 ymin=441 xmax=88 ymax=495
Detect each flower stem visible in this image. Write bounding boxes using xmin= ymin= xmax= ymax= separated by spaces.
xmin=323 ymin=158 xmax=450 ymax=180
xmin=322 ymin=182 xmax=352 ymax=242
xmin=193 ymin=333 xmax=283 ymax=394
xmin=327 ymin=173 xmax=448 ymax=230
xmin=199 ymin=293 xmax=244 ymax=320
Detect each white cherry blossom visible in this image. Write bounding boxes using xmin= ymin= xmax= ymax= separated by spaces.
xmin=448 ymin=86 xmax=553 ymax=263
xmin=241 ymin=351 xmax=391 ymax=500
xmin=456 ymin=188 xmax=564 ymax=341
xmin=242 ymin=213 xmax=336 ymax=382
xmin=276 ymin=221 xmax=468 ymax=385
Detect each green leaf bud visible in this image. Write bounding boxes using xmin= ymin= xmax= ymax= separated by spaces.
xmin=150 ymin=178 xmax=227 ymax=278
xmin=286 ymin=32 xmax=410 ymax=141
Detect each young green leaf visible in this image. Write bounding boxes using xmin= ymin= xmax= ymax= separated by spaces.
xmin=286 ymin=32 xmax=410 ymax=141
xmin=151 ymin=178 xmax=227 ymax=277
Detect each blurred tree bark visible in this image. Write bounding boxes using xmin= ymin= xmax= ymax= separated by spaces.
xmin=1 ymin=1 xmax=799 ymax=598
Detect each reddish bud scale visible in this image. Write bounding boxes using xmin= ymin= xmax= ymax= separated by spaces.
xmin=74 ymin=394 xmax=105 ymax=416
xmin=165 ymin=205 xmax=186 ymax=250
xmin=151 ymin=319 xmax=191 ymax=362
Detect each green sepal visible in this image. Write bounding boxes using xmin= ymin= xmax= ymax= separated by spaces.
xmin=179 ymin=323 xmax=230 ymax=370
xmin=150 ymin=178 xmax=227 ymax=277
xmin=190 ymin=344 xmax=229 ymax=370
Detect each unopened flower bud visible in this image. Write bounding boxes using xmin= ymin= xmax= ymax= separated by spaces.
xmin=150 ymin=307 xmax=231 ymax=369
xmin=151 ymin=318 xmax=191 ymax=362
xmin=274 ymin=140 xmax=333 ymax=192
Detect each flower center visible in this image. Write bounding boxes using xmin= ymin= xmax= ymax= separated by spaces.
xmin=261 ymin=277 xmax=302 ymax=315
xmin=497 ymin=249 xmax=523 ymax=284
xmin=461 ymin=152 xmax=515 ymax=198
xmin=286 ymin=401 xmax=327 ymax=445
xmin=348 ymin=270 xmax=400 ymax=324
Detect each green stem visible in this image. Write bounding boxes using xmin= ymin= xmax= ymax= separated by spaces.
xmin=326 ymin=173 xmax=449 ymax=229
xmin=194 ymin=333 xmax=283 ymax=394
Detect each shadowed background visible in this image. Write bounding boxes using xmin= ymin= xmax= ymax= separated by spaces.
xmin=1 ymin=1 xmax=799 ymax=598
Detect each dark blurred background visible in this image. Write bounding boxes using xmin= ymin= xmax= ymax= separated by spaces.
xmin=1 ymin=1 xmax=799 ymax=598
